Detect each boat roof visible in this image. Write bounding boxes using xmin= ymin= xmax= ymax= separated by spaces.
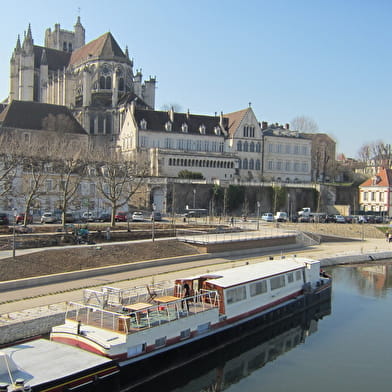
xmin=196 ymin=257 xmax=317 ymax=289
xmin=0 ymin=339 xmax=114 ymax=388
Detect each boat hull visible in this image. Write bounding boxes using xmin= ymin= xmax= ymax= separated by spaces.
xmin=118 ymin=283 xmax=331 ymax=389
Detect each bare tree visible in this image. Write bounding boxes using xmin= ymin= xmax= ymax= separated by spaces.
xmin=91 ymin=149 xmax=148 ymax=226
xmin=357 ymin=141 xmax=392 ymax=172
xmin=291 ymin=116 xmax=319 ymax=132
xmin=0 ymin=138 xmax=18 ymax=197
xmin=50 ymin=136 xmax=88 ymax=227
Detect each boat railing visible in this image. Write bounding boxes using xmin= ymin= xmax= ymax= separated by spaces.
xmin=66 ymin=289 xmax=220 ymax=334
xmin=82 ymin=281 xmax=173 ymax=309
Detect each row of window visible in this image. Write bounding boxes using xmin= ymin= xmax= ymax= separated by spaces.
xmin=226 ymin=270 xmax=303 ymax=304
xmin=162 ymin=138 xmax=224 ymax=153
xmin=267 ymin=143 xmax=309 ymax=156
xmin=90 ymin=114 xmax=113 ymax=134
xmin=168 ymin=158 xmax=234 ymax=169
xmin=98 ymin=76 xmax=125 ymax=91
xmin=267 ymin=160 xmax=309 ymax=173
xmin=238 ymin=159 xmax=261 ymax=171
xmin=362 ymin=191 xmax=386 ymax=202
xmin=243 ymin=125 xmax=256 ymax=138
xmin=237 ymin=140 xmax=261 ymax=152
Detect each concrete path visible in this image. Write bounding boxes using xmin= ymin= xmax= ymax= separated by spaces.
xmin=1 ymin=236 xmax=391 ymax=322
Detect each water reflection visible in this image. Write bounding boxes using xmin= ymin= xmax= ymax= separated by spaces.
xmin=126 ymin=301 xmax=331 ymax=392
xmin=330 ymin=261 xmax=392 ymax=297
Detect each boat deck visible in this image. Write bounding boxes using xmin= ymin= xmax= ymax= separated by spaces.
xmin=0 ymin=339 xmax=115 ymax=389
xmin=66 ymin=287 xmax=219 ymax=334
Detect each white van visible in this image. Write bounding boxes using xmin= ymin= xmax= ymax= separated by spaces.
xmin=274 ymin=211 xmax=288 ymax=222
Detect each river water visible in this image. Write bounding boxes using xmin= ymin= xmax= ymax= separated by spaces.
xmin=128 ymin=262 xmax=392 ymax=392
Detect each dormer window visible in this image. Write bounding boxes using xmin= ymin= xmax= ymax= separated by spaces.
xmin=199 ymin=124 xmax=206 ymax=134
xmin=140 ymin=119 xmax=147 ymax=130
xmin=181 ymin=123 xmax=188 ymax=133
xmin=214 ymin=126 xmax=221 ymax=135
xmin=165 ymin=121 xmax=172 ymax=132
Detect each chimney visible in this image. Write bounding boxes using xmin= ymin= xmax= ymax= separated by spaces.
xmin=262 ymin=121 xmax=268 ymax=129
xmin=285 ymin=123 xmax=290 ymax=130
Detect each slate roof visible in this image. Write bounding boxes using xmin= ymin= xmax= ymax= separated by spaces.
xmin=70 ymin=32 xmax=128 ymax=66
xmin=33 ymin=46 xmax=71 ymax=71
xmin=0 ymin=100 xmax=87 ymax=134
xmin=360 ymin=167 xmax=392 ymax=188
xmin=224 ymin=108 xmax=249 ymax=137
xmin=31 ymin=32 xmax=128 ymax=71
xmin=134 ymin=108 xmax=228 ymax=136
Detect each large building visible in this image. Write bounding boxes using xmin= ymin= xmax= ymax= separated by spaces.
xmin=9 ymin=18 xmax=156 ymax=146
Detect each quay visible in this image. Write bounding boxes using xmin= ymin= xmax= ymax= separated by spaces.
xmin=0 ymin=228 xmax=391 ymax=345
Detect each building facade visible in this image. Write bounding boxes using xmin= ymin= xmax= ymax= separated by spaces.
xmin=359 ymin=167 xmax=392 ymax=215
xmin=262 ymin=123 xmax=312 ymax=183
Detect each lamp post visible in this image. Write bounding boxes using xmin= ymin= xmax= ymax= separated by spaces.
xmin=193 ymin=188 xmax=196 ymax=209
xmin=151 ymin=203 xmax=156 ymax=242
xmin=12 ymin=208 xmax=17 ymax=259
xmin=257 ymin=201 xmax=260 ymax=230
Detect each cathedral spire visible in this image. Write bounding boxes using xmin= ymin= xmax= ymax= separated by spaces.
xmin=125 ymin=45 xmax=129 ymax=59
xmin=15 ymin=35 xmax=21 ymax=52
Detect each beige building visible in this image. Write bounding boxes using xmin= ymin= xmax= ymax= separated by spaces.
xmin=262 ymin=123 xmax=312 ymax=182
xmin=359 ymin=167 xmax=392 ymax=215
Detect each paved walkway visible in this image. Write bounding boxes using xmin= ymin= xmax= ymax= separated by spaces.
xmin=1 ymin=236 xmax=391 ymax=323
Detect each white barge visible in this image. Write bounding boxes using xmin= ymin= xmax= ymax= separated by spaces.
xmin=49 ymin=256 xmax=331 ymax=388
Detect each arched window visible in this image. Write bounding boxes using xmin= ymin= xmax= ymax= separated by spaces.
xmin=100 ymin=76 xmax=106 ymax=89
xmin=237 ymin=141 xmax=242 ymax=151
xmin=119 ymin=78 xmax=124 ymax=91
xmin=106 ymin=114 xmax=112 ymax=134
xmin=181 ymin=123 xmax=188 ymax=133
xmin=98 ymin=115 xmax=104 ymax=134
xmin=255 ymin=159 xmax=261 ymax=170
xmin=140 ymin=119 xmax=147 ymax=130
xmin=105 ymin=76 xmax=111 ymax=89
xmin=169 ymin=158 xmax=172 ymax=166
xmin=256 ymin=142 xmax=261 ymax=152
xmin=243 ymin=159 xmax=248 ymax=169
xmin=244 ymin=141 xmax=249 ymax=152
xmin=249 ymin=159 xmax=254 ymax=170
xmin=165 ymin=121 xmax=172 ymax=132
xmin=250 ymin=142 xmax=255 ymax=152
xmin=238 ymin=159 xmax=242 ymax=169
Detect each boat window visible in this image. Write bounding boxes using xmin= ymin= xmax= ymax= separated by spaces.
xmin=226 ymin=286 xmax=247 ymax=304
xmin=180 ymin=329 xmax=191 ymax=339
xmin=295 ymin=270 xmax=302 ymax=281
xmin=127 ymin=343 xmax=146 ymax=357
xmin=250 ymin=280 xmax=268 ymax=296
xmin=197 ymin=322 xmax=211 ymax=334
xmin=270 ymin=276 xmax=285 ymax=290
xmin=155 ymin=337 xmax=167 ymax=348
xmin=287 ymin=273 xmax=294 ymax=283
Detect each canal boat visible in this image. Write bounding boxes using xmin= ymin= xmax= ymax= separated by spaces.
xmin=50 ymin=256 xmax=331 ymax=386
xmin=0 ymin=338 xmax=119 ymax=392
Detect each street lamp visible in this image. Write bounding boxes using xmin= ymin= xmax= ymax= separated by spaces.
xmin=257 ymin=201 xmax=260 ymax=230
xmin=12 ymin=208 xmax=17 ymax=259
xmin=193 ymin=188 xmax=196 ymax=209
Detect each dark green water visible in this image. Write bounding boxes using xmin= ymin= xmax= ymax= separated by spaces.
xmin=130 ymin=263 xmax=392 ymax=392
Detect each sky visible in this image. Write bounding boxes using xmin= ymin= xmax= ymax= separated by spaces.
xmin=1 ymin=0 xmax=391 ymax=158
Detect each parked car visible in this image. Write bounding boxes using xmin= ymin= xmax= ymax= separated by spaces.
xmin=334 ymin=215 xmax=346 ymax=223
xmin=261 ymin=213 xmax=274 ymax=222
xmin=16 ymin=212 xmax=33 ymax=224
xmin=132 ymin=211 xmax=144 ymax=222
xmin=358 ymin=215 xmax=368 ymax=224
xmin=115 ymin=212 xmax=128 ymax=222
xmin=274 ymin=211 xmax=288 ymax=222
xmin=41 ymin=212 xmax=58 ymax=224
xmin=97 ymin=213 xmax=111 ymax=222
xmin=150 ymin=211 xmax=162 ymax=221
xmin=64 ymin=213 xmax=75 ymax=223
xmin=81 ymin=212 xmax=95 ymax=222
xmin=0 ymin=213 xmax=9 ymax=225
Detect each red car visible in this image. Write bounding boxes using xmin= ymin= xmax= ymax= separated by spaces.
xmin=16 ymin=213 xmax=33 ymax=224
xmin=115 ymin=212 xmax=128 ymax=222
